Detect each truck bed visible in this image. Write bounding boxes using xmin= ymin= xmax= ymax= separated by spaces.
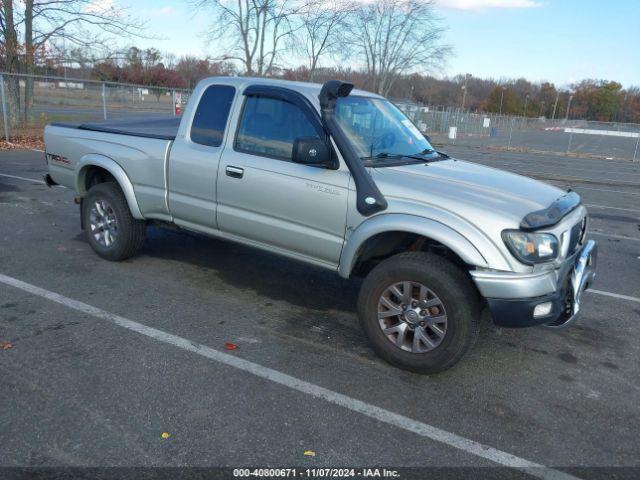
xmin=52 ymin=115 xmax=180 ymax=140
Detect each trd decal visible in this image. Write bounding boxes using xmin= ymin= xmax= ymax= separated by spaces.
xmin=46 ymin=153 xmax=71 ymax=166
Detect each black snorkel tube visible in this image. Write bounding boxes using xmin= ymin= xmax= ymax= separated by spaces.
xmin=319 ymin=80 xmax=387 ymax=217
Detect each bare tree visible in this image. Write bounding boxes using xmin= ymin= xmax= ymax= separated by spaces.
xmin=0 ymin=0 xmax=146 ymax=126
xmin=347 ymin=0 xmax=450 ymax=96
xmin=164 ymin=52 xmax=178 ymax=70
xmin=196 ymin=0 xmax=296 ymax=76
xmin=28 ymin=1 xmax=146 ymax=120
xmin=1 ymin=0 xmax=22 ymax=128
xmin=295 ymin=0 xmax=353 ymax=82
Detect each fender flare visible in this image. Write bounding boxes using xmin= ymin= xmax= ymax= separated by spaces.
xmin=76 ymin=154 xmax=144 ymax=220
xmin=338 ymin=214 xmax=491 ymax=278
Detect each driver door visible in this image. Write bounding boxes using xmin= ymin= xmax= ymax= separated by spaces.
xmin=217 ymin=91 xmax=350 ymax=267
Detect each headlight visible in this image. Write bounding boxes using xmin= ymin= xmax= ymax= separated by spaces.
xmin=502 ymin=230 xmax=559 ymax=264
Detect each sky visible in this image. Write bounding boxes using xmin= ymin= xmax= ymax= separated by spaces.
xmin=114 ymin=0 xmax=640 ymax=88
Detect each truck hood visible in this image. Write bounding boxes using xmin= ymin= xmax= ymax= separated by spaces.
xmin=371 ymin=159 xmax=566 ymax=227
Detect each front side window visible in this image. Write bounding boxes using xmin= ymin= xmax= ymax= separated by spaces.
xmin=235 ymin=96 xmax=320 ymax=160
xmin=334 ymin=96 xmax=435 ymax=163
xmin=191 ymin=85 xmax=236 ymax=147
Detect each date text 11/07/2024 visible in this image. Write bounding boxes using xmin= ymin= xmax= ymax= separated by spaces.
xmin=232 ymin=468 xmax=400 ymax=478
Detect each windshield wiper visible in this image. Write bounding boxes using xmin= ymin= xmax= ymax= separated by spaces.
xmin=421 ymin=148 xmax=451 ymax=159
xmin=376 ymin=152 xmax=427 ymax=161
xmin=361 ymin=152 xmax=426 ymax=167
xmin=361 ymin=150 xmax=442 ymax=167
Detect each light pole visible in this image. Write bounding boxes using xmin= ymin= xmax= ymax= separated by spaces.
xmin=565 ymin=94 xmax=573 ymax=121
xmin=551 ymin=90 xmax=560 ymax=120
xmin=499 ymin=87 xmax=505 ymax=115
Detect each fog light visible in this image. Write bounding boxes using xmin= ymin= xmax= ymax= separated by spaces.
xmin=533 ymin=302 xmax=553 ymax=318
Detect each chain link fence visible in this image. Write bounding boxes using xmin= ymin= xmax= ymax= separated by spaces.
xmin=1 ymin=72 xmax=638 ymax=162
xmin=396 ymin=102 xmax=640 ymax=162
xmin=0 ymin=72 xmax=192 ymax=141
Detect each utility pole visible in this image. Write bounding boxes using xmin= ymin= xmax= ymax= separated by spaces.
xmin=551 ymin=90 xmax=560 ymax=120
xmin=62 ymin=33 xmax=68 ymax=80
xmin=565 ymin=94 xmax=573 ymax=121
xmin=523 ymin=94 xmax=530 ymax=117
xmin=499 ymin=87 xmax=505 ymax=115
xmin=461 ymin=74 xmax=471 ymax=111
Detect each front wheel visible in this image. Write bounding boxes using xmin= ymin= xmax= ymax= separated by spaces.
xmin=82 ymin=182 xmax=146 ymax=261
xmin=357 ymin=252 xmax=480 ymax=374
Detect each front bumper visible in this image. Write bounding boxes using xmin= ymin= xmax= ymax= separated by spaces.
xmin=471 ymin=240 xmax=598 ymax=328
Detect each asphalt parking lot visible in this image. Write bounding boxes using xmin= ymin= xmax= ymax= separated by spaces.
xmin=1 ymin=147 xmax=639 ymax=479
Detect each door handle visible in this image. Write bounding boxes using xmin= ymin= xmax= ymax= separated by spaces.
xmin=226 ymin=165 xmax=244 ymax=179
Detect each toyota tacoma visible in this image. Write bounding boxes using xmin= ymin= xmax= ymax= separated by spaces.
xmin=44 ymin=77 xmax=597 ymax=373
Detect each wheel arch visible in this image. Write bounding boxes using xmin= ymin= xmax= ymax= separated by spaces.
xmin=76 ymin=154 xmax=144 ymax=220
xmin=339 ymin=214 xmax=491 ymax=279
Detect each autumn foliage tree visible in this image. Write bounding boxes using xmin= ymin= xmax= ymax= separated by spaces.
xmin=571 ymin=80 xmax=623 ymax=122
xmin=486 ymin=87 xmax=522 ymax=116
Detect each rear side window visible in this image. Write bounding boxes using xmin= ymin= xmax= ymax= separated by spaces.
xmin=235 ymin=96 xmax=320 ymax=160
xmin=190 ymin=85 xmax=235 ymax=147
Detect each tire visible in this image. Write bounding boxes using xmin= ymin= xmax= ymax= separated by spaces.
xmin=82 ymin=182 xmax=146 ymax=261
xmin=357 ymin=252 xmax=480 ymax=374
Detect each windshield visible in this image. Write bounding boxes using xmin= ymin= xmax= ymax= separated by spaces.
xmin=334 ymin=96 xmax=435 ymax=163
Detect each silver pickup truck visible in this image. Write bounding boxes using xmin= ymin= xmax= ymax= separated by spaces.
xmin=44 ymin=77 xmax=597 ymax=373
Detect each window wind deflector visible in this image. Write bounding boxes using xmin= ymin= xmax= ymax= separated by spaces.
xmin=520 ymin=191 xmax=581 ymax=230
xmin=243 ymin=85 xmax=312 ymax=109
xmin=242 ymin=84 xmax=326 ymax=140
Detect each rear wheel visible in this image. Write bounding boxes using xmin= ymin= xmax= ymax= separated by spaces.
xmin=82 ymin=182 xmax=146 ymax=261
xmin=357 ymin=252 xmax=480 ymax=374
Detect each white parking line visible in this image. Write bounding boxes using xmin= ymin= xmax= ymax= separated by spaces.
xmin=586 ymin=204 xmax=640 ymax=214
xmin=0 ymin=272 xmax=579 ymax=480
xmin=589 ymin=232 xmax=640 ymax=242
xmin=589 ymin=289 xmax=640 ymax=304
xmin=512 ymin=169 xmax=640 ymax=187
xmin=485 ymin=159 xmax=640 ymax=177
xmin=0 ymin=173 xmax=46 ymax=184
xmin=570 ymin=186 xmax=640 ymax=196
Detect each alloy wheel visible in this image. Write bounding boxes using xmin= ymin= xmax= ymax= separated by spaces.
xmin=89 ymin=199 xmax=119 ymax=248
xmin=377 ymin=281 xmax=448 ymax=353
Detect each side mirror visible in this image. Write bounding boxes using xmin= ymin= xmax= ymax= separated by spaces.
xmin=292 ymin=136 xmax=333 ymax=168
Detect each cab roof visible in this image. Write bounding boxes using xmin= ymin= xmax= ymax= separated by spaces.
xmin=198 ymin=76 xmax=383 ymax=102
